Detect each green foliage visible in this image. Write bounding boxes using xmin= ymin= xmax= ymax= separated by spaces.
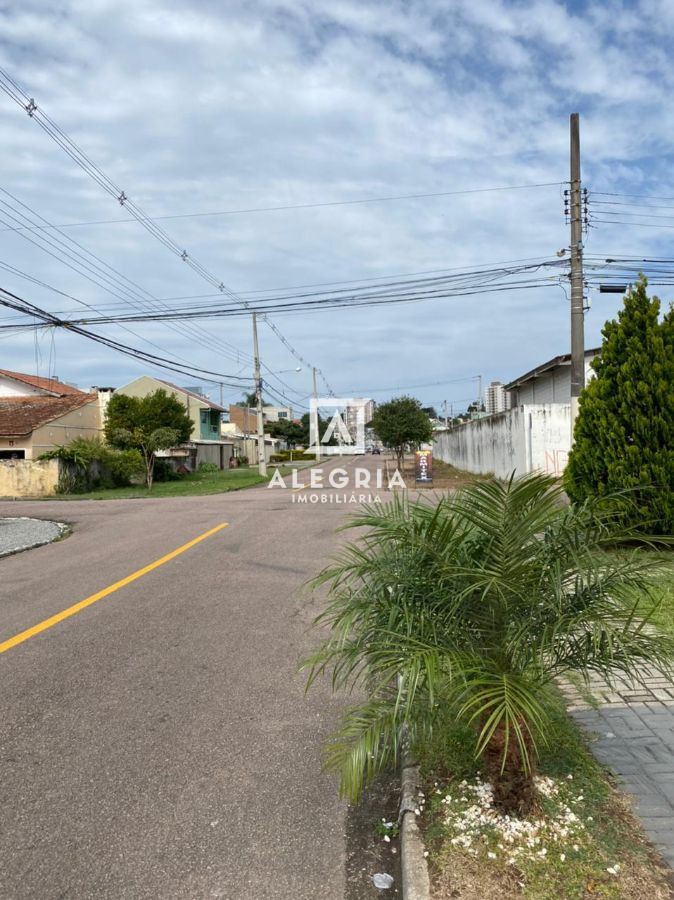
xmin=267 ymin=418 xmax=304 ymax=446
xmin=270 ymin=449 xmax=301 ymax=462
xmin=565 ymin=278 xmax=674 ymax=534
xmin=198 ymin=461 xmax=220 ymax=472
xmin=105 ymin=389 xmax=193 ymax=489
xmin=302 ymin=473 xmax=674 ymax=807
xmin=105 ymin=390 xmax=193 ymax=442
xmin=370 ymin=395 xmax=433 ymax=464
xmin=299 ymin=411 xmax=337 ymax=448
xmin=39 ymin=437 xmax=143 ymax=492
xmin=237 ymin=392 xmax=261 ymax=408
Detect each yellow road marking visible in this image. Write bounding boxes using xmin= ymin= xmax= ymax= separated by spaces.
xmin=0 ymin=522 xmax=229 ymax=655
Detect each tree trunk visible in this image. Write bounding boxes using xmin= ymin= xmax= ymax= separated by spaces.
xmin=144 ymin=451 xmax=154 ymax=491
xmin=483 ymin=721 xmax=538 ymax=816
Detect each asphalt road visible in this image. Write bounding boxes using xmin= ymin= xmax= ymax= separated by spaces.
xmin=0 ymin=455 xmax=396 ymax=900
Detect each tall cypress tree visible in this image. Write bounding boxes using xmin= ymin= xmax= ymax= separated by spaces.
xmin=565 ymin=278 xmax=674 ymax=534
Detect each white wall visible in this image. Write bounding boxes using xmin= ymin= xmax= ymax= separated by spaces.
xmin=0 ymin=374 xmax=44 ymax=397
xmin=433 ymin=404 xmax=572 ymax=479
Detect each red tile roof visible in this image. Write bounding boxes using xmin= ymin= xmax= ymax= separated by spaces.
xmin=0 ymin=394 xmax=97 ymax=436
xmin=0 ymin=369 xmax=86 ymax=396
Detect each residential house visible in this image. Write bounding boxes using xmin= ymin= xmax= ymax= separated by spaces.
xmin=0 ymin=369 xmax=101 ymax=460
xmin=228 ymin=404 xmax=263 ymax=434
xmin=115 ymin=376 xmax=232 ymax=469
xmin=223 ymin=409 xmax=280 ymax=464
xmin=262 ymin=404 xmax=292 ymax=422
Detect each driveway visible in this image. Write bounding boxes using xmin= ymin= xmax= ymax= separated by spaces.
xmin=0 ymin=455 xmax=393 ymax=899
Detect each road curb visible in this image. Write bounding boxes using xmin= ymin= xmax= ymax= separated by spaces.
xmin=0 ymin=517 xmax=70 ymax=558
xmin=399 ymin=746 xmax=431 ymax=900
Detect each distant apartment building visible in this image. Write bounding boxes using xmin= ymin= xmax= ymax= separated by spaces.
xmin=344 ymin=398 xmax=375 ymax=440
xmin=484 ymin=381 xmax=512 ymax=415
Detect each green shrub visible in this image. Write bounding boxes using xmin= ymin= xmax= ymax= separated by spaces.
xmin=107 ymin=449 xmax=144 ymax=486
xmin=565 ymin=278 xmax=674 ymax=534
xmin=40 ymin=438 xmax=145 ymax=491
xmin=153 ymin=458 xmax=181 ymax=482
xmin=198 ymin=461 xmax=220 ymax=473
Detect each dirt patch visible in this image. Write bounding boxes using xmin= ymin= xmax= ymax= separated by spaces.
xmin=392 ymin=458 xmax=487 ymax=491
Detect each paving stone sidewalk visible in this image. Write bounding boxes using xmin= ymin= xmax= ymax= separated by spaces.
xmin=560 ymin=671 xmax=674 ymax=868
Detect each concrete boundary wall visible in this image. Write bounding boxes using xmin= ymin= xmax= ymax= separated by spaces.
xmin=0 ymin=459 xmax=61 ymax=497
xmin=433 ymin=404 xmax=572 ymax=479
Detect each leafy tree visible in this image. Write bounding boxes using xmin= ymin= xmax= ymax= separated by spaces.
xmin=370 ymin=395 xmax=432 ymax=468
xmin=421 ymin=406 xmax=438 ymax=419
xmin=299 ymin=412 xmax=337 ymax=449
xmin=565 ymin=278 xmax=674 ymax=533
xmin=237 ymin=392 xmax=262 ymax=408
xmin=268 ymin=418 xmax=304 ymax=447
xmin=302 ymin=474 xmax=674 ymax=812
xmin=105 ymin=389 xmax=193 ymax=489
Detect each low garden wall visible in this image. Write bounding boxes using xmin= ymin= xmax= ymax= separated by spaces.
xmin=0 ymin=459 xmax=61 ymax=498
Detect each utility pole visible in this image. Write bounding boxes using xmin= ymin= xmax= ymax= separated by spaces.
xmin=442 ymin=399 xmax=449 ymax=428
xmin=312 ymin=366 xmax=321 ymax=461
xmin=569 ymin=112 xmax=585 ymax=440
xmin=252 ymin=313 xmax=267 ymax=476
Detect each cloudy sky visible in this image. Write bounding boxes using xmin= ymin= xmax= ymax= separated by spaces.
xmin=1 ymin=0 xmax=674 ymax=414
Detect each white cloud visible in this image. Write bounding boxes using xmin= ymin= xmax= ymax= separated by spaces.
xmin=0 ymin=0 xmax=672 ymax=410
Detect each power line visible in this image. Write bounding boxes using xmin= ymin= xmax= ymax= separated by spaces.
xmin=0 ymin=66 xmax=334 ymax=393
xmin=0 ymin=188 xmax=255 ymax=369
xmin=0 ymin=181 xmax=566 ymax=233
xmin=0 ymin=286 xmax=254 ymax=387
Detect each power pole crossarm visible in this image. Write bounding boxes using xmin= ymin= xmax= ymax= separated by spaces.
xmin=569 ymin=112 xmax=585 ymax=440
xmin=252 ymin=313 xmax=267 ymax=476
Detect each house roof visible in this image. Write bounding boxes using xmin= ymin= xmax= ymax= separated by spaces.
xmin=0 ymin=369 xmax=85 ymax=396
xmin=155 ymin=378 xmax=225 ymax=412
xmin=0 ymin=393 xmax=96 ymax=436
xmin=504 ymin=348 xmax=601 ymax=391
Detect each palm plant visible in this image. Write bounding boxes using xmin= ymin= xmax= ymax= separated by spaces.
xmin=302 ymin=473 xmax=674 ymax=814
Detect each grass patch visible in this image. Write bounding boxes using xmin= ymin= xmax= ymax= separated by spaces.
xmin=632 ymin=549 xmax=674 ymax=637
xmin=415 ymin=692 xmax=672 ymax=899
xmin=49 ymin=465 xmax=298 ymax=500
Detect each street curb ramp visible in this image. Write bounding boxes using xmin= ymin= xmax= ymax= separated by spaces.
xmin=399 ymin=740 xmax=431 ymax=900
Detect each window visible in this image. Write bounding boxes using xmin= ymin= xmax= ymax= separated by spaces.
xmin=278 ymin=411 xmax=288 ymax=419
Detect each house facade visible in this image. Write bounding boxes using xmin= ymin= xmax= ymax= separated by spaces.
xmin=115 ymin=376 xmax=232 ymax=469
xmin=0 ymin=369 xmax=101 ymax=460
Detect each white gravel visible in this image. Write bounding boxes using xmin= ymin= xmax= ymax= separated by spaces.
xmin=0 ymin=517 xmax=68 ymax=558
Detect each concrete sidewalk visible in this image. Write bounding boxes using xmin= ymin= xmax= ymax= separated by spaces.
xmin=561 ymin=672 xmax=674 ymax=868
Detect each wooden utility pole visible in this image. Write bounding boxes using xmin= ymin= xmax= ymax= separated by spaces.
xmin=312 ymin=366 xmax=321 ymax=461
xmin=252 ymin=313 xmax=267 ymax=476
xmin=569 ymin=112 xmax=585 ymax=439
